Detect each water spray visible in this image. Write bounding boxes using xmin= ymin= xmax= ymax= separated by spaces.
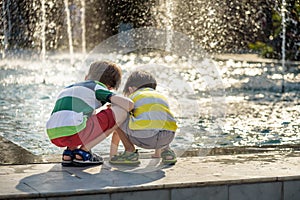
xmin=64 ymin=0 xmax=74 ymax=65
xmin=281 ymin=0 xmax=286 ymax=93
xmin=40 ymin=0 xmax=46 ymax=61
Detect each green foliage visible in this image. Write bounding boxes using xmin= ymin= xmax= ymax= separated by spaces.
xmin=248 ymin=41 xmax=274 ymax=58
xmin=249 ymin=0 xmax=300 ymax=61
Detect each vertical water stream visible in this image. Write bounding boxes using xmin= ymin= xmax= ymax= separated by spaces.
xmin=281 ymin=0 xmax=286 ymax=93
xmin=2 ymin=0 xmax=10 ymax=59
xmin=64 ymin=0 xmax=74 ymax=65
xmin=80 ymin=0 xmax=86 ymax=54
xmin=40 ymin=0 xmax=46 ymax=61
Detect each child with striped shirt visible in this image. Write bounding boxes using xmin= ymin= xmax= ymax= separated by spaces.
xmin=46 ymin=61 xmax=133 ymax=166
xmin=109 ymin=70 xmax=177 ymax=165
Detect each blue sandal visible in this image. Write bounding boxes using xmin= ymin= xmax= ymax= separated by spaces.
xmin=62 ymin=148 xmax=75 ymax=167
xmin=72 ymin=149 xmax=103 ymax=167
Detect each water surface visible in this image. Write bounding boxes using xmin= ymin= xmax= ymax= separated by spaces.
xmin=0 ymin=53 xmax=299 ymax=157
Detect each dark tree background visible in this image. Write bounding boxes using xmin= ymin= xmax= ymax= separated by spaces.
xmin=0 ymin=0 xmax=299 ymax=60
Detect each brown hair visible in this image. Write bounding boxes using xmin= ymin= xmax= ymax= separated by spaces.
xmin=86 ymin=61 xmax=122 ymax=89
xmin=123 ymin=70 xmax=157 ymax=95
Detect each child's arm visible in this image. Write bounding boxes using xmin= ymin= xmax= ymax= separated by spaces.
xmin=110 ymin=95 xmax=134 ymax=112
xmin=110 ymin=131 xmax=120 ymax=158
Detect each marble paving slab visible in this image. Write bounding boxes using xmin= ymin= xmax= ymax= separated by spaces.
xmin=1 ymin=151 xmax=300 ymax=199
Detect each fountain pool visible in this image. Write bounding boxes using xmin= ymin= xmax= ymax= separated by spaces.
xmin=0 ymin=0 xmax=299 ymax=164
xmin=0 ymin=51 xmax=299 ymax=160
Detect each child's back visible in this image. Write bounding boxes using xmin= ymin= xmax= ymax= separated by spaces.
xmin=110 ymin=70 xmax=177 ymax=165
xmin=46 ymin=61 xmax=133 ymax=167
xmin=128 ymin=87 xmax=177 ymax=133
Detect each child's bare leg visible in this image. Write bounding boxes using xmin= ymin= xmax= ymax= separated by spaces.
xmin=76 ymin=105 xmax=128 ymax=160
xmin=152 ymin=149 xmax=161 ymax=158
xmin=81 ymin=105 xmax=127 ymax=150
xmin=110 ymin=131 xmax=120 ymax=158
xmin=115 ymin=127 xmax=135 ymax=152
xmin=110 ymin=105 xmax=135 ymax=152
xmin=74 ymin=125 xmax=116 ymax=160
xmin=81 ymin=125 xmax=115 ymax=151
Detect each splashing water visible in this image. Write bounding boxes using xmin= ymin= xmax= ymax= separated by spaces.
xmin=80 ymin=0 xmax=86 ymax=54
xmin=281 ymin=0 xmax=286 ymax=93
xmin=0 ymin=51 xmax=299 ymax=157
xmin=64 ymin=0 xmax=74 ymax=65
xmin=40 ymin=0 xmax=46 ymax=61
xmin=0 ymin=1 xmax=299 ymax=160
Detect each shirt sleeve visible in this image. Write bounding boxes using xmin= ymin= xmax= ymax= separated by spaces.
xmin=95 ymin=86 xmax=115 ymax=103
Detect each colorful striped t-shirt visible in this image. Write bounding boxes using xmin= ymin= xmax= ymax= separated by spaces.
xmin=128 ymin=88 xmax=177 ymax=132
xmin=46 ymin=80 xmax=114 ymax=140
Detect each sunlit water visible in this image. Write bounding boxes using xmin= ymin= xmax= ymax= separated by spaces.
xmin=0 ymin=53 xmax=299 ymax=156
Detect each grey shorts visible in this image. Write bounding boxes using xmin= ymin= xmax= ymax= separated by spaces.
xmin=120 ymin=118 xmax=175 ymax=149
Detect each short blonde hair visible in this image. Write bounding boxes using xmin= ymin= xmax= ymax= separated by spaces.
xmin=86 ymin=61 xmax=122 ymax=89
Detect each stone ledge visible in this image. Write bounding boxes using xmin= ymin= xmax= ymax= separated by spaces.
xmin=1 ymin=151 xmax=300 ymax=200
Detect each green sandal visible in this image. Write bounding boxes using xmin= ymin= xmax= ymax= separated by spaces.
xmin=161 ymin=149 xmax=177 ymax=165
xmin=109 ymin=150 xmax=140 ymax=166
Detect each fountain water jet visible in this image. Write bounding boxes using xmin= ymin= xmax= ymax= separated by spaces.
xmin=64 ymin=0 xmax=74 ymax=65
xmin=40 ymin=0 xmax=46 ymax=61
xmin=1 ymin=0 xmax=10 ymax=59
xmin=80 ymin=0 xmax=86 ymax=54
xmin=165 ymin=0 xmax=174 ymax=51
xmin=281 ymin=0 xmax=286 ymax=93
xmin=0 ymin=0 xmax=299 ymax=164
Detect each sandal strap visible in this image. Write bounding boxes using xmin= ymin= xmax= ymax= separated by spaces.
xmin=111 ymin=151 xmax=139 ymax=161
xmin=161 ymin=149 xmax=176 ymax=160
xmin=110 ymin=150 xmax=140 ymax=165
xmin=73 ymin=149 xmax=103 ymax=162
xmin=73 ymin=149 xmax=92 ymax=161
xmin=63 ymin=148 xmax=74 ymax=158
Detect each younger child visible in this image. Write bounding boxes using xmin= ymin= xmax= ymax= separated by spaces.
xmin=46 ymin=61 xmax=133 ymax=166
xmin=109 ymin=70 xmax=177 ymax=165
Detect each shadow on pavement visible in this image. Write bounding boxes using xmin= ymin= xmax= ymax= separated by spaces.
xmin=15 ymin=162 xmax=166 ymax=197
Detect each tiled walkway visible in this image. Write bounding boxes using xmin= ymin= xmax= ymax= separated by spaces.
xmin=1 ymin=151 xmax=300 ymax=200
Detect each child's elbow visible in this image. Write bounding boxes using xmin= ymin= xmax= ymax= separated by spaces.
xmin=128 ymin=100 xmax=134 ymax=111
xmin=110 ymin=95 xmax=134 ymax=112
